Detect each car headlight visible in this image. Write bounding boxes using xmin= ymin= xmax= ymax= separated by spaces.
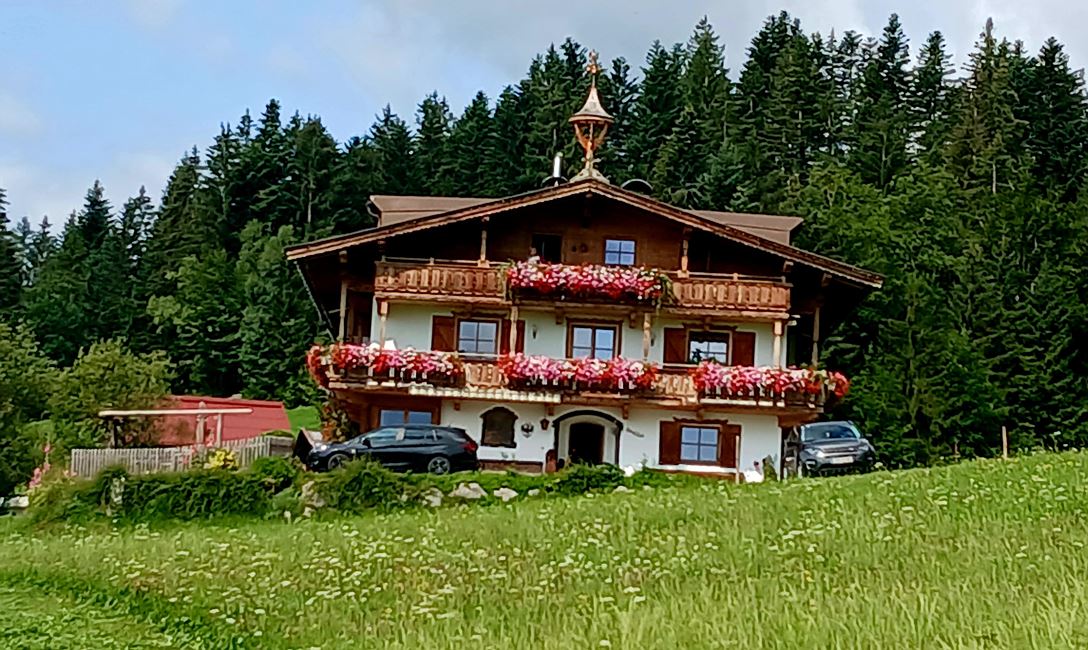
xmin=813 ymin=448 xmax=826 ymax=458
xmin=314 ymin=443 xmax=328 ymax=452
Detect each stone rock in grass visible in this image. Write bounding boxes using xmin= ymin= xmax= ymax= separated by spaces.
xmin=493 ymin=487 xmax=518 ymax=502
xmin=613 ymin=485 xmax=632 ymax=493
xmin=300 ymin=481 xmax=326 ymax=509
xmin=449 ymin=482 xmax=486 ymax=500
xmin=527 ymin=489 xmax=541 ymax=497
xmin=421 ymin=487 xmax=444 ymax=508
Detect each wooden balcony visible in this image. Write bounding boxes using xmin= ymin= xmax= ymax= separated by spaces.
xmin=372 ymin=258 xmax=790 ymax=315
xmin=374 ymin=259 xmax=504 ymax=303
xmin=328 ymin=359 xmax=822 ymax=411
xmin=669 ymin=272 xmax=790 ymax=314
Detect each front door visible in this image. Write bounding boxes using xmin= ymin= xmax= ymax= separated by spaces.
xmin=568 ymin=422 xmax=605 ymax=465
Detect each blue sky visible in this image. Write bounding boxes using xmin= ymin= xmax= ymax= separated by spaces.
xmin=2 ymin=0 xmax=1086 ymax=224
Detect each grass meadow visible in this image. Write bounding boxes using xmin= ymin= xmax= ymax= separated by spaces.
xmin=3 ymin=452 xmax=1088 ymax=648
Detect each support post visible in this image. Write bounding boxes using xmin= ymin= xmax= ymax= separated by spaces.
xmin=679 ymin=230 xmax=690 ymax=277
xmin=642 ymin=312 xmax=652 ymax=360
xmin=338 ymin=278 xmax=348 ymax=341
xmin=378 ymin=300 xmax=389 ymax=347
xmin=810 ymin=306 xmax=821 ymax=367
xmin=215 ymin=414 xmax=224 ymax=446
xmin=772 ymin=320 xmax=784 ymax=368
xmin=509 ymin=305 xmax=519 ymax=352
xmin=1001 ymin=425 xmax=1008 ymax=459
xmin=478 ymin=221 xmax=488 ymax=266
xmin=734 ymin=433 xmax=742 ymax=485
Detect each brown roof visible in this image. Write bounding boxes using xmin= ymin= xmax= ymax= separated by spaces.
xmin=373 ymin=196 xmax=802 ymax=244
xmin=288 ymin=179 xmax=882 ymax=289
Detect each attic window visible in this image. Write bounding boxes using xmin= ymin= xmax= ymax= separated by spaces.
xmin=604 ymin=239 xmax=635 ymax=266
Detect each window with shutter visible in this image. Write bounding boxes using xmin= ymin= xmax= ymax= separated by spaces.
xmin=663 ymin=328 xmax=687 ymax=364
xmin=431 ymin=315 xmax=456 ymax=352
xmin=717 ymin=424 xmax=741 ymax=468
xmin=658 ymin=421 xmax=681 ymax=465
xmin=731 ymin=331 xmax=756 ymax=366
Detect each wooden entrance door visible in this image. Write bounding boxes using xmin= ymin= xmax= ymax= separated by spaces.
xmin=568 ymin=422 xmax=605 ymax=465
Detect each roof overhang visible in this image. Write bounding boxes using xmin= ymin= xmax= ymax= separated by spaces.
xmin=286 ymin=179 xmax=883 ymax=289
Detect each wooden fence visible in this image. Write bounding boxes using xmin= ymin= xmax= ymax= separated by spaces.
xmin=70 ymin=436 xmax=295 ymax=478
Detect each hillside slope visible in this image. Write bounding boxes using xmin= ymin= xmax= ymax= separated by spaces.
xmin=3 ymin=453 xmax=1088 ymax=649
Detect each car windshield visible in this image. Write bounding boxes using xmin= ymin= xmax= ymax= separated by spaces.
xmin=801 ymin=422 xmax=861 ymax=442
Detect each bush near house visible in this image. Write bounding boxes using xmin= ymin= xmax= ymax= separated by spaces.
xmin=27 ymin=456 xmax=686 ymax=525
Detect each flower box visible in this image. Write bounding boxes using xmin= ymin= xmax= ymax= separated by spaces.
xmin=306 ymin=344 xmax=464 ymax=388
xmin=504 ymin=261 xmax=669 ymax=306
xmin=690 ymin=363 xmax=849 ymax=403
xmin=498 ymin=354 xmax=659 ymax=393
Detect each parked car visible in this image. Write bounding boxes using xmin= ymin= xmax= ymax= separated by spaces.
xmin=305 ymin=424 xmax=479 ymax=475
xmin=786 ymin=420 xmax=876 ymax=476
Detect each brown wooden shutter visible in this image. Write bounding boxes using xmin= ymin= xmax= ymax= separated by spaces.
xmin=663 ymin=328 xmax=688 ymax=364
xmin=731 ymin=331 xmax=755 ymax=366
xmin=718 ymin=424 xmax=741 ymax=468
xmin=659 ymin=420 xmax=681 ymax=465
xmin=431 ymin=315 xmax=456 ymax=352
xmin=499 ymin=319 xmax=526 ymax=354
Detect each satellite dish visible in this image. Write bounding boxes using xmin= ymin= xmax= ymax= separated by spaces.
xmin=621 ymin=178 xmax=653 ymax=194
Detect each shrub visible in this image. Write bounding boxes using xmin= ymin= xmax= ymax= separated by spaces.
xmin=551 ymin=463 xmax=625 ymax=496
xmin=317 ymin=458 xmax=404 ymax=513
xmin=116 ymin=470 xmax=271 ymax=520
xmin=250 ymin=456 xmax=301 ymax=493
xmin=201 ymin=447 xmax=238 ymax=471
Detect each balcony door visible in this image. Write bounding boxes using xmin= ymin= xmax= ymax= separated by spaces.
xmin=568 ymin=422 xmax=605 ymax=465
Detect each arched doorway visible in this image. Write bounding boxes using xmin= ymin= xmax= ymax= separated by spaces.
xmin=568 ymin=422 xmax=605 ymax=465
xmin=552 ymin=410 xmax=623 ymax=467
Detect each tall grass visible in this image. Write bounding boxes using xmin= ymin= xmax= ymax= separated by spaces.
xmin=3 ymin=452 xmax=1088 ymax=648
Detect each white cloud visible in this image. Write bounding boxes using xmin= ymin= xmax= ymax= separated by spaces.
xmin=124 ymin=0 xmax=183 ymax=29
xmin=0 ymin=93 xmax=42 ymax=136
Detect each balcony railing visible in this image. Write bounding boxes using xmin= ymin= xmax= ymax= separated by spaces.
xmin=308 ymin=345 xmax=839 ymax=409
xmin=371 ymin=258 xmax=790 ymax=314
xmin=374 ymin=259 xmax=503 ymax=300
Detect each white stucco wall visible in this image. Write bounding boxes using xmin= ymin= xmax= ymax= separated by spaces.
xmin=373 ymin=302 xmax=776 ymax=365
xmin=436 ymin=400 xmax=782 ymax=474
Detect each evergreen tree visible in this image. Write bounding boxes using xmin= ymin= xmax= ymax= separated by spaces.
xmin=911 ymin=32 xmax=955 ymax=160
xmin=328 ymin=136 xmax=380 ymax=232
xmin=143 ymin=150 xmax=212 ymax=298
xmin=23 ymin=212 xmax=90 ymax=363
xmin=0 ymin=188 xmax=21 ymax=315
xmin=236 ymin=221 xmax=319 ymax=406
xmin=287 ymin=116 xmax=339 ymax=234
xmin=447 ymin=91 xmax=495 ymax=196
xmin=596 ymin=57 xmax=639 ymax=182
xmin=415 ymin=93 xmax=454 ymax=195
xmin=1016 ymin=38 xmax=1088 ymax=200
xmin=370 ymin=106 xmax=420 ymax=195
xmin=483 ymin=86 xmax=528 ymax=195
xmin=850 ymin=14 xmax=913 ymax=188
xmin=626 ymin=41 xmax=685 ymax=182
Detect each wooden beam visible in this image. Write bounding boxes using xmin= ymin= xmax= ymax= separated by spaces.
xmin=772 ymin=320 xmax=784 ymax=368
xmin=642 ymin=312 xmax=652 ymax=360
xmin=509 ymin=304 xmax=519 ymax=352
xmin=478 ymin=222 xmax=488 ymax=266
xmin=679 ymin=230 xmax=690 ymax=278
xmin=810 ymin=306 xmax=821 ymax=367
xmin=378 ymin=300 xmax=389 ymax=347
xmin=338 ymin=250 xmax=349 ymax=341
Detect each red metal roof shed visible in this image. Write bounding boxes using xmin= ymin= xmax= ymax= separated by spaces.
xmin=156 ymin=396 xmax=292 ymax=446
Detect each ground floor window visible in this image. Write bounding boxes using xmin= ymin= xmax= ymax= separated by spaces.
xmin=379 ymin=409 xmax=434 ymax=426
xmin=680 ymin=425 xmax=718 ymax=462
xmin=480 ymin=407 xmax=517 ymax=447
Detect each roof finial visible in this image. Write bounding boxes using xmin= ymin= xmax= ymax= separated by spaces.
xmin=569 ymin=49 xmax=613 ymax=183
xmin=586 ymin=50 xmax=602 ymax=79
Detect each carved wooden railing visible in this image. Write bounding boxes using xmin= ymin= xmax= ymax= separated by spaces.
xmin=373 ymin=259 xmax=789 ymax=313
xmin=669 ymin=272 xmax=790 ymax=313
xmin=374 ymin=259 xmax=503 ymax=299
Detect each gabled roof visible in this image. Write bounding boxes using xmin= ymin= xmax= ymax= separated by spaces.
xmin=287 ymin=179 xmax=882 ymax=288
xmin=370 ymin=194 xmax=803 ymax=244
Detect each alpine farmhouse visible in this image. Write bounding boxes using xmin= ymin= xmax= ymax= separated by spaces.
xmin=288 ymin=54 xmax=883 ymax=477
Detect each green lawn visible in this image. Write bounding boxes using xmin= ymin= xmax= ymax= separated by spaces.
xmin=3 ymin=452 xmax=1088 ymax=648
xmin=285 ymin=405 xmax=320 ymax=432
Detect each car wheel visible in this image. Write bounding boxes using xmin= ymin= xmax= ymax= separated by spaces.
xmin=427 ymin=456 xmax=451 ymax=475
xmin=326 ymin=453 xmax=349 ymax=471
